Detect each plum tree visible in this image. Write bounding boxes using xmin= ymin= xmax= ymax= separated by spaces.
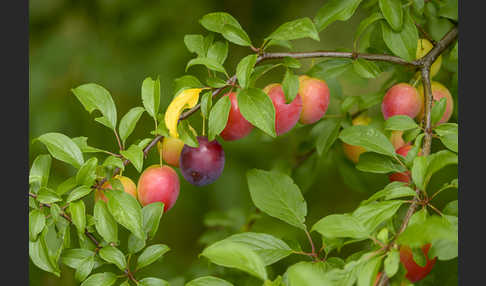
xmin=263 ymin=83 xmax=303 ymax=135
xmin=158 ymin=136 xmax=185 ymax=167
xmin=220 ymin=92 xmax=254 ymax=141
xmin=298 ymin=75 xmax=330 ymax=124
xmin=94 ymin=175 xmax=137 ymax=203
xmin=417 ymin=39 xmax=442 ymax=78
xmin=389 ymin=144 xmax=421 ymax=183
xmin=417 ymin=81 xmax=454 ymax=125
xmin=342 ymin=114 xmax=372 ymax=163
xmin=400 ymin=244 xmax=437 ymax=283
xmin=179 ymin=136 xmax=225 ymax=186
xmin=381 ymin=83 xmax=422 ymax=120
xmin=137 ymin=164 xmax=180 ymax=211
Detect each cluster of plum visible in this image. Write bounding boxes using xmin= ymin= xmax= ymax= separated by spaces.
xmin=94 ymin=75 xmax=331 ymax=213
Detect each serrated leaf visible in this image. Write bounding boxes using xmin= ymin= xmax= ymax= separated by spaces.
xmin=311 ymin=118 xmax=342 ymax=156
xmin=186 ymin=57 xmax=227 ymax=75
xmin=339 ymin=125 xmax=396 ymax=156
xmin=222 ymin=24 xmax=252 ymax=47
xmin=120 ymin=144 xmax=144 ymax=173
xmin=314 ymin=0 xmax=363 ymax=32
xmin=381 ymin=11 xmax=418 ymax=61
xmin=105 ymin=189 xmax=145 ymax=240
xmin=29 ymin=209 xmax=46 ymax=241
xmin=356 ymin=152 xmax=406 ymax=173
xmin=199 ymin=12 xmax=242 ymax=34
xmin=312 ymin=214 xmax=369 ymax=239
xmin=236 ymin=54 xmax=258 ymax=89
xmin=94 ymin=200 xmax=118 ymax=243
xmin=119 ymin=107 xmax=145 ymax=145
xmin=99 ymin=246 xmax=127 ymax=270
xmin=385 ymin=115 xmax=419 ymax=131
xmin=266 ymin=17 xmax=319 ymax=42
xmin=186 ymin=276 xmax=234 ymax=286
xmin=379 ymin=0 xmax=403 ymax=31
xmin=282 ymin=69 xmax=299 ymax=103
xmin=184 ymin=34 xmax=205 ymax=57
xmin=136 ymin=244 xmax=170 ymax=270
xmin=208 ymin=95 xmax=231 ymax=141
xmin=76 ymin=157 xmax=98 ymax=186
xmin=71 ymin=83 xmax=117 ymax=130
xmin=247 ymin=169 xmax=307 ymax=229
xmin=29 ymin=154 xmax=51 ymax=188
xmin=67 ymin=186 xmax=92 ymax=203
xmin=36 ymin=133 xmax=84 ymax=168
xmin=238 ymin=88 xmax=276 ymax=137
xmin=80 ymin=272 xmax=117 ymax=286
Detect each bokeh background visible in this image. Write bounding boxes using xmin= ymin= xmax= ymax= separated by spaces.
xmin=29 ymin=0 xmax=458 ymax=285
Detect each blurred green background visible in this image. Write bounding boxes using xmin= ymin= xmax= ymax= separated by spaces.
xmin=29 ymin=0 xmax=457 ymax=285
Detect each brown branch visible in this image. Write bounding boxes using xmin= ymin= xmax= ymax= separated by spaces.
xmin=415 ymin=21 xmax=437 ymax=45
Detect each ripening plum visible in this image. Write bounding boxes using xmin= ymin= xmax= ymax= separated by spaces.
xmin=94 ymin=175 xmax=137 ymax=203
xmin=137 ymin=165 xmax=180 ymax=211
xmin=179 ymin=136 xmax=225 ymax=186
xmin=263 ymin=83 xmax=303 ymax=136
xmin=390 ymin=130 xmax=407 ymax=150
xmin=389 ymin=144 xmax=422 ymax=183
xmin=158 ymin=136 xmax=184 ymax=167
xmin=400 ymin=244 xmax=437 ymax=283
xmin=342 ymin=114 xmax=372 ymax=163
xmin=382 ymin=83 xmax=422 ymax=120
xmin=298 ymin=75 xmax=330 ymax=124
xmin=416 ymin=39 xmax=442 ymax=78
xmin=417 ymin=81 xmax=454 ymax=125
xmin=220 ymin=92 xmax=254 ymax=141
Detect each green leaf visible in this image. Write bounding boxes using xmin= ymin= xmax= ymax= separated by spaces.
xmin=222 ymin=24 xmax=252 ymax=47
xmin=200 ymin=91 xmax=213 ymax=118
xmin=37 ymin=187 xmax=62 ymax=204
xmin=265 ymin=39 xmax=293 ymax=50
xmin=199 ymin=12 xmax=242 ymax=34
xmin=178 ymin=120 xmax=199 ymax=148
xmin=266 ymin=17 xmax=319 ymax=42
xmin=72 ymin=136 xmax=106 ymax=153
xmin=173 ymin=75 xmax=204 ymax=97
xmin=385 ymin=115 xmax=419 ymax=131
xmin=362 ymin=182 xmax=416 ymax=204
xmin=186 ymin=57 xmax=227 ymax=75
xmin=136 ymin=244 xmax=170 ymax=270
xmin=428 ymin=236 xmax=458 ymax=260
xmin=357 ymin=256 xmax=382 ymax=286
xmin=282 ymin=57 xmax=301 ymax=69
xmin=206 ymin=77 xmax=227 ymax=88
xmin=352 ymin=200 xmax=404 ymax=233
xmin=75 ymin=255 xmax=95 ymax=282
xmin=207 ymin=41 xmax=228 ymax=65
xmin=353 ymin=59 xmax=381 ymax=79
xmin=70 ymin=200 xmax=86 ymax=234
xmin=208 ymin=95 xmax=231 ymax=141
xmin=413 ymin=0 xmax=425 ymax=15
xmin=403 ymin=127 xmax=422 ymax=143
xmin=434 ymin=123 xmax=458 ymax=153
xmin=99 ymin=246 xmax=127 ymax=270
xmin=186 ymin=276 xmax=234 ymax=286
xmin=438 ymin=0 xmax=458 ymax=21
xmin=431 ymin=97 xmax=447 ymax=126
xmin=66 ymin=186 xmax=93 ymax=203
xmin=141 ymin=76 xmax=161 ymax=120
xmin=236 ymin=54 xmax=258 ymax=89
xmin=379 ymin=0 xmax=403 ymax=31
xmin=36 ymin=132 xmax=84 ymax=168
xmin=307 ymin=59 xmax=353 ymax=79
xmin=223 ymin=232 xmax=292 ymax=265
xmin=105 ymin=189 xmax=145 ymax=240
xmin=354 ymin=12 xmax=384 ymax=50
xmin=80 ymin=272 xmax=117 ymax=286
xmin=94 ymin=200 xmax=118 ymax=243
xmin=29 ymin=231 xmax=60 ymax=277
xmin=139 ymin=277 xmax=170 ymax=286
xmin=443 ymin=200 xmax=458 ymax=216
xmin=381 ymin=11 xmax=418 ymax=61
xmin=423 ymin=150 xmax=458 ymax=189
xmin=142 ymin=202 xmax=164 ymax=239
xmin=120 ymin=280 xmax=130 ymax=286
xmin=29 ymin=209 xmax=46 ymax=241
xmin=282 ymin=69 xmax=299 ymax=103
xmin=384 ymin=250 xmax=400 ymax=278
xmin=238 ymin=88 xmax=276 ymax=137
xmin=201 ymin=241 xmax=268 ymax=280
xmin=314 ymin=0 xmax=363 ymax=32
xmin=71 ymin=83 xmax=117 ymax=130
xmin=247 ymin=169 xmax=307 ymax=229
xmin=61 ymin=249 xmax=104 ymax=269
xmin=285 ymin=261 xmax=331 ymax=286
xmin=397 ymin=216 xmax=457 ymax=248
xmin=184 ymin=34 xmax=205 ymax=57
xmin=29 ymin=154 xmax=51 ymax=188
xmin=76 ymin=157 xmax=98 ymax=186
xmin=103 ymin=156 xmax=125 ymax=170
xmin=359 ymin=92 xmax=384 ymax=109
xmin=120 ymin=144 xmax=144 ymax=172
xmin=356 ymin=152 xmax=406 ymax=174
xmin=341 ymin=96 xmax=359 ymax=113
xmin=128 ymin=233 xmax=146 ymax=254
xmin=312 ymin=214 xmax=369 ymax=239
xmin=311 ymin=118 xmax=342 ymax=156
xmin=339 ymin=125 xmax=396 ymax=156
xmin=411 ymin=156 xmax=427 ymax=190
xmin=119 ymin=107 xmax=145 ymax=145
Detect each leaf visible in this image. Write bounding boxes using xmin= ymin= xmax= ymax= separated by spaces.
xmin=206 ymin=77 xmax=227 ymax=88
xmin=75 ymin=255 xmax=95 ymax=282
xmin=94 ymin=200 xmax=118 ymax=243
xmin=282 ymin=69 xmax=299 ymax=103
xmin=71 ymin=83 xmax=117 ymax=130
xmin=61 ymin=249 xmax=103 ymax=269
xmin=200 ymin=91 xmax=213 ymax=118
xmin=247 ymin=169 xmax=307 ymax=229
xmin=207 ymin=41 xmax=228 ymax=65
xmin=29 ymin=209 xmax=46 ymax=241
xmin=199 ymin=12 xmax=242 ymax=34
xmin=29 ymin=231 xmax=60 ymax=277
xmin=434 ymin=123 xmax=458 ymax=153
xmin=76 ymin=157 xmax=98 ymax=186
xmin=356 ymin=152 xmax=406 ymax=174
xmin=339 ymin=125 xmax=396 ymax=156
xmin=312 ymin=214 xmax=369 ymax=239
xmin=362 ymin=182 xmax=416 ymax=204
xmin=80 ymin=272 xmax=117 ymax=286
xmin=431 ymin=97 xmax=447 ymax=126
xmin=222 ymin=24 xmax=252 ymax=47
xmin=37 ymin=187 xmax=62 ymax=204
xmin=139 ymin=277 xmax=170 ymax=286
xmin=70 ymin=200 xmax=86 ymax=234
xmin=384 ymin=250 xmax=400 ymax=278
xmin=423 ymin=150 xmax=458 ymax=189
xmin=381 ymin=11 xmax=418 ymax=61
xmin=29 ymin=154 xmax=51 ymax=188
xmin=186 ymin=57 xmax=227 ymax=75
xmin=119 ymin=107 xmax=145 ymax=145
xmin=120 ymin=144 xmax=144 ymax=173
xmin=178 ymin=120 xmax=199 ymax=147
xmin=72 ymin=136 xmax=106 ymax=153
xmin=379 ymin=0 xmax=403 ymax=31
xmin=103 ymin=156 xmax=125 ymax=170
xmin=165 ymin=88 xmax=203 ymax=138
xmin=184 ymin=34 xmax=205 ymax=57
xmin=98 ymin=246 xmax=127 ymax=270
xmin=186 ymin=276 xmax=234 ymax=286
xmin=443 ymin=200 xmax=458 ymax=216
xmin=411 ymin=156 xmax=427 ymax=190
xmin=311 ymin=118 xmax=342 ymax=156
xmin=236 ymin=54 xmax=258 ymax=89
xmin=36 ymin=132 xmax=84 ymax=168
xmin=67 ymin=186 xmax=93 ymax=203
xmin=223 ymin=232 xmax=292 ymax=265
xmin=357 ymin=256 xmax=382 ymax=286
xmin=136 ymin=244 xmax=170 ymax=270
xmin=105 ymin=189 xmax=145 ymax=240
xmin=438 ymin=0 xmax=458 ymax=21
xmin=142 ymin=202 xmax=164 ymax=239
xmin=397 ymin=216 xmax=457 ymax=248
xmin=201 ymin=241 xmax=268 ymax=280
xmin=141 ymin=77 xmax=161 ymax=120
xmin=282 ymin=57 xmax=301 ymax=69
xmin=238 ymin=88 xmax=276 ymax=137
xmin=285 ymin=261 xmax=331 ymax=286
xmin=128 ymin=233 xmax=146 ymax=254
xmin=353 ymin=59 xmax=381 ymax=79
xmin=384 ymin=115 xmax=419 ymax=131
xmin=173 ymin=75 xmax=204 ymax=97
xmin=307 ymin=59 xmax=353 ymax=79
xmin=208 ymin=95 xmax=231 ymax=141
xmin=354 ymin=12 xmax=384 ymax=50
xmin=314 ymin=0 xmax=363 ymax=32
xmin=352 ymin=200 xmax=404 ymax=233
xmin=266 ymin=17 xmax=319 ymax=42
